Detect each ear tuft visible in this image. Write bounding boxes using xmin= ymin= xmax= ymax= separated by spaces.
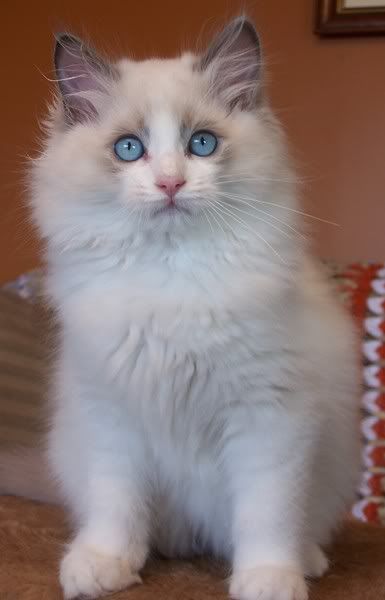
xmin=54 ymin=33 xmax=115 ymax=125
xmin=201 ymin=16 xmax=263 ymax=111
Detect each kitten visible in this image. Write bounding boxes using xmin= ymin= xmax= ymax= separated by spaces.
xmin=3 ymin=16 xmax=360 ymax=600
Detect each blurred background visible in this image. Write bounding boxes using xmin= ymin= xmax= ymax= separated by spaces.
xmin=1 ymin=0 xmax=384 ymax=282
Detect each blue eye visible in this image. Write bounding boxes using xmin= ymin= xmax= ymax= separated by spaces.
xmin=114 ymin=135 xmax=145 ymax=161
xmin=189 ymin=130 xmax=218 ymax=157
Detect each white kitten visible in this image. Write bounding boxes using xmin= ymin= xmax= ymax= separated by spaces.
xmin=5 ymin=17 xmax=360 ymax=600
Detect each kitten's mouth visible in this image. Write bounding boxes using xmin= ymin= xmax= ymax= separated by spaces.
xmin=152 ymin=201 xmax=191 ymax=217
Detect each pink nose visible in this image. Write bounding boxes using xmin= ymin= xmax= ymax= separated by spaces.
xmin=156 ymin=176 xmax=186 ymax=199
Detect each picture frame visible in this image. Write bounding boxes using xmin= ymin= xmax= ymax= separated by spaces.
xmin=315 ymin=0 xmax=385 ymax=35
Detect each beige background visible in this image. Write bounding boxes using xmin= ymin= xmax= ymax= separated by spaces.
xmin=343 ymin=1 xmax=385 ymax=9
xmin=1 ymin=0 xmax=385 ymax=282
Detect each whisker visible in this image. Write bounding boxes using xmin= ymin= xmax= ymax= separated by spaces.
xmin=257 ymin=202 xmax=339 ymax=226
xmin=203 ymin=208 xmax=215 ymax=236
xmin=208 ymin=200 xmax=288 ymax=267
xmin=215 ymin=192 xmax=307 ymax=241
xmin=216 ymin=175 xmax=298 ymax=184
xmin=216 ymin=191 xmax=339 ymax=226
xmin=206 ymin=205 xmax=228 ymax=237
xmin=210 ymin=198 xmax=295 ymax=242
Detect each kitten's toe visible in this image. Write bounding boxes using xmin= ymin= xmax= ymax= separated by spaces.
xmin=229 ymin=565 xmax=308 ymax=600
xmin=304 ymin=543 xmax=329 ymax=579
xmin=60 ymin=541 xmax=142 ymax=599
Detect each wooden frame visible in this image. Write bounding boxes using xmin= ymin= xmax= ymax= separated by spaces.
xmin=315 ymin=0 xmax=385 ymax=35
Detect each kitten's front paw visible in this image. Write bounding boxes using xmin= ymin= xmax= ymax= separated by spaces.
xmin=60 ymin=541 xmax=142 ymax=599
xmin=304 ymin=544 xmax=329 ymax=579
xmin=230 ymin=566 xmax=307 ymax=600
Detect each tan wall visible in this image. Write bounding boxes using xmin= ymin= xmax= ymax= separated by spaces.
xmin=1 ymin=0 xmax=384 ymax=281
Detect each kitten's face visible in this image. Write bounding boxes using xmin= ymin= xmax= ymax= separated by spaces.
xmin=101 ymin=56 xmax=252 ymax=230
xmin=34 ymin=19 xmax=288 ymax=248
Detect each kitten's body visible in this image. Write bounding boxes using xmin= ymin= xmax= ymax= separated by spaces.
xmin=49 ymin=245 xmax=357 ymax=557
xmin=2 ymin=18 xmax=359 ymax=600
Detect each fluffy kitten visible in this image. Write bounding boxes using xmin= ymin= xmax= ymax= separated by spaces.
xmin=4 ymin=17 xmax=360 ymax=600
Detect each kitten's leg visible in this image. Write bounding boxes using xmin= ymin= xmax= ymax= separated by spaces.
xmin=60 ymin=470 xmax=149 ymax=600
xmin=52 ymin=394 xmax=150 ymax=599
xmin=226 ymin=409 xmax=312 ymax=600
xmin=59 ymin=452 xmax=149 ymax=600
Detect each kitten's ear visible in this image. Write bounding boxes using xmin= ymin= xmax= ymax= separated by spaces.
xmin=54 ymin=33 xmax=116 ymax=124
xmin=200 ymin=16 xmax=262 ymax=111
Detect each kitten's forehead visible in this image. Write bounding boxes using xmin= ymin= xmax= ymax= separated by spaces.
xmin=114 ymin=54 xmax=205 ymax=118
xmin=119 ymin=54 xmax=200 ymax=101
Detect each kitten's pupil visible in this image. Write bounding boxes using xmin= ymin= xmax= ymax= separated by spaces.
xmin=200 ymin=136 xmax=206 ymax=146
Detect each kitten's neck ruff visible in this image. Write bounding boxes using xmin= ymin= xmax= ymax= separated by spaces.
xmin=44 ymin=210 xmax=302 ymax=321
xmin=46 ymin=209 xmax=301 ymax=281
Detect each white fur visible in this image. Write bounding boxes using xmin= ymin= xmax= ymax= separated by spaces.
xmin=28 ymin=23 xmax=360 ymax=600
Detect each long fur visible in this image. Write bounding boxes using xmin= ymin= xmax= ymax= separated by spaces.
xmin=1 ymin=17 xmax=360 ymax=600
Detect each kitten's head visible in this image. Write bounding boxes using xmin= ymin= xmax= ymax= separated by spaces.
xmin=32 ymin=17 xmax=294 ymax=252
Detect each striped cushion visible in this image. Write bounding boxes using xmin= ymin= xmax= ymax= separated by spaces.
xmin=328 ymin=263 xmax=385 ymax=525
xmin=0 ymin=288 xmax=47 ymax=448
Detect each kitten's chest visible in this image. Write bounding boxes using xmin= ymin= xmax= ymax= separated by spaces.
xmin=64 ymin=274 xmax=247 ymax=366
xmin=104 ymin=315 xmax=232 ymax=412
xmin=61 ymin=270 xmax=288 ymax=418
xmin=102 ymin=320 xmax=232 ymax=480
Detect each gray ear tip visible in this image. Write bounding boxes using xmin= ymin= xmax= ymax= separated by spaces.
xmin=54 ymin=32 xmax=82 ymax=51
xmin=231 ymin=14 xmax=255 ymax=27
xmin=233 ymin=15 xmax=259 ymax=37
xmin=224 ymin=15 xmax=260 ymax=50
xmin=203 ymin=15 xmax=260 ymax=55
xmin=54 ymin=32 xmax=85 ymax=69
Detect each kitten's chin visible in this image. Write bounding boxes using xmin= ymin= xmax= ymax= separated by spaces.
xmin=132 ymin=198 xmax=207 ymax=234
xmin=148 ymin=199 xmax=197 ymax=227
xmin=152 ymin=203 xmax=191 ymax=218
